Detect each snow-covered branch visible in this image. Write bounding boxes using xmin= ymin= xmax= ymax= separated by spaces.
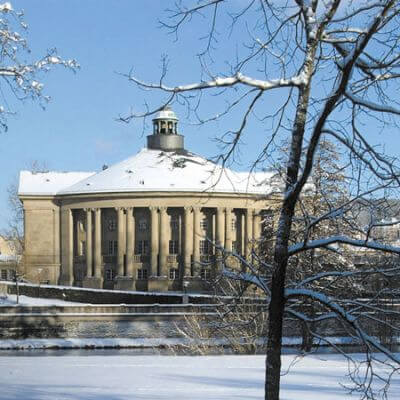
xmin=289 ymin=235 xmax=400 ymax=256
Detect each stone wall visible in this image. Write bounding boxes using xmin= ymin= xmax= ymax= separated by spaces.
xmin=2 ymin=282 xmax=215 ymax=304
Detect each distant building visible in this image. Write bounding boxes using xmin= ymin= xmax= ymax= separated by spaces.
xmin=18 ymin=106 xmax=279 ymax=292
xmin=0 ymin=236 xmax=18 ymax=281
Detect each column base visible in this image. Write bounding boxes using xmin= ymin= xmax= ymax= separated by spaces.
xmin=114 ymin=276 xmax=135 ymax=291
xmin=148 ymin=276 xmax=169 ymax=292
xmin=82 ymin=276 xmax=103 ymax=289
xmin=58 ymin=277 xmax=73 ymax=286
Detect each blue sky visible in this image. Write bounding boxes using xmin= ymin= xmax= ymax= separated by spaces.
xmin=0 ymin=1 xmax=232 ymax=229
xmin=0 ymin=1 xmax=399 ymax=230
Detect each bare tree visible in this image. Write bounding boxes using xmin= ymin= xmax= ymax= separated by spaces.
xmin=0 ymin=2 xmax=78 ymax=131
xmin=4 ymin=161 xmax=48 ymax=253
xmin=122 ymin=1 xmax=400 ymax=399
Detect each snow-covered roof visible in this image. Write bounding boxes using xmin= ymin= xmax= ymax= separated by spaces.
xmin=18 ymin=171 xmax=95 ymax=196
xmin=57 ymin=148 xmax=278 ymax=196
xmin=18 ymin=149 xmax=279 ymax=197
xmin=153 ymin=107 xmax=178 ymax=121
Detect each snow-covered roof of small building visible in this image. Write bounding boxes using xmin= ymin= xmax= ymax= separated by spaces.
xmin=18 ymin=149 xmax=279 ymax=197
xmin=18 ymin=171 xmax=95 ymax=196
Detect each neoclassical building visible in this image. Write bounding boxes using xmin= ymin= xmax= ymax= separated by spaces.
xmin=18 ymin=107 xmax=279 ymax=292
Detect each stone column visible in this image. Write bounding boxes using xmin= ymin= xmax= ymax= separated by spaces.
xmin=126 ymin=207 xmax=134 ymax=277
xmin=225 ymin=208 xmax=233 ymax=252
xmin=150 ymin=206 xmax=159 ymax=276
xmin=94 ymin=208 xmax=102 ymax=279
xmin=253 ymin=210 xmax=261 ymax=242
xmin=216 ymin=207 xmax=225 ymax=249
xmin=85 ymin=208 xmax=93 ymax=277
xmin=117 ymin=207 xmax=125 ymax=276
xmin=159 ymin=206 xmax=168 ymax=277
xmin=60 ymin=208 xmax=73 ymax=285
xmin=241 ymin=212 xmax=245 ymax=255
xmin=245 ymin=208 xmax=254 ymax=259
xmin=183 ymin=206 xmax=193 ymax=277
xmin=193 ymin=207 xmax=201 ymax=270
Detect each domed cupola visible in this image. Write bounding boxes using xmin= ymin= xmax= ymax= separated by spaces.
xmin=147 ymin=105 xmax=184 ymax=151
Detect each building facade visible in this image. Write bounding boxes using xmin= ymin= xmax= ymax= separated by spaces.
xmin=18 ymin=107 xmax=278 ymax=292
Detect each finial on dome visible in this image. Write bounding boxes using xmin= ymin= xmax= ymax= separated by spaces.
xmin=147 ymin=105 xmax=184 ymax=151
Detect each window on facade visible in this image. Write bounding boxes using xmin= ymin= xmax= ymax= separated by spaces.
xmin=200 ymin=268 xmax=211 ymax=280
xmin=160 ymin=121 xmax=166 ymax=134
xmin=108 ymin=219 xmax=117 ymax=231
xmin=137 ymin=268 xmax=148 ymax=280
xmin=168 ymin=121 xmax=173 ymax=134
xmin=137 ymin=240 xmax=149 ymax=255
xmin=169 ymin=240 xmax=179 ymax=255
xmin=170 ymin=217 xmax=179 ymax=230
xmin=108 ymin=240 xmax=118 ymax=255
xmin=169 ymin=268 xmax=179 ymax=280
xmin=200 ymin=240 xmax=210 ymax=255
xmin=138 ymin=219 xmax=148 ymax=231
xmin=1 ymin=269 xmax=7 ymax=280
xmin=200 ymin=218 xmax=208 ymax=231
xmin=105 ymin=269 xmax=115 ymax=281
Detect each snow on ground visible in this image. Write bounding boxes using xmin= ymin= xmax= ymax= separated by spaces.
xmin=0 ymin=353 xmax=399 ymax=400
xmin=0 ymin=294 xmax=87 ymax=306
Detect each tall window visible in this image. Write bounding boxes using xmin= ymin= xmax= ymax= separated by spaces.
xmin=169 ymin=268 xmax=179 ymax=280
xmin=1 ymin=269 xmax=7 ymax=280
xmin=137 ymin=240 xmax=149 ymax=255
xmin=169 ymin=240 xmax=179 ymax=254
xmin=138 ymin=219 xmax=148 ymax=231
xmin=108 ymin=219 xmax=116 ymax=231
xmin=108 ymin=240 xmax=117 ymax=255
xmin=105 ymin=269 xmax=115 ymax=281
xmin=137 ymin=269 xmax=148 ymax=280
xmin=200 ymin=240 xmax=210 ymax=255
xmin=170 ymin=216 xmax=179 ymax=230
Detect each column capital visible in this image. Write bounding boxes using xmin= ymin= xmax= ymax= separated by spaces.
xmin=225 ymin=207 xmax=233 ymax=213
xmin=84 ymin=208 xmax=93 ymax=212
xmin=159 ymin=206 xmax=167 ymax=213
xmin=115 ymin=206 xmax=126 ymax=212
xmin=184 ymin=206 xmax=193 ymax=212
xmin=149 ymin=206 xmax=159 ymax=212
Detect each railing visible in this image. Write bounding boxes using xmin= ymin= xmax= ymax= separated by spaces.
xmin=103 ymin=255 xmax=117 ymax=264
xmin=167 ymin=254 xmax=180 ymax=263
xmin=200 ymin=255 xmax=215 ymax=263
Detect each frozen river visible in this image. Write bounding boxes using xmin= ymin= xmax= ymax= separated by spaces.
xmin=1 ymin=352 xmax=399 ymax=399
